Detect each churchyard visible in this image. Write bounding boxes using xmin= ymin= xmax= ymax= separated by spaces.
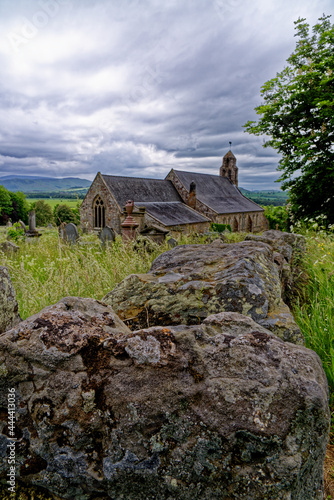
xmin=0 ymin=224 xmax=334 ymax=498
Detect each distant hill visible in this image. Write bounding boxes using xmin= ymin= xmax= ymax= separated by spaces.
xmin=239 ymin=188 xmax=288 ymax=206
xmin=0 ymin=175 xmax=92 ymax=193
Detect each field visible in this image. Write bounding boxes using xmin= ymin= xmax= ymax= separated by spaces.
xmin=27 ymin=198 xmax=80 ymax=209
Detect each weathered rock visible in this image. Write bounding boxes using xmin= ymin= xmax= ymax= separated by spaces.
xmin=103 ymin=239 xmax=304 ymax=344
xmin=0 ymin=266 xmax=21 ymax=334
xmin=0 ymin=241 xmax=19 ymax=255
xmin=245 ymin=230 xmax=306 ymax=304
xmin=0 ymin=303 xmax=329 ymax=499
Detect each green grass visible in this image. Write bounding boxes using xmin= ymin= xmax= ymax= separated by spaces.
xmin=27 ymin=198 xmax=80 ymax=209
xmin=1 ymin=229 xmax=242 ymax=319
xmin=293 ymin=233 xmax=334 ymax=410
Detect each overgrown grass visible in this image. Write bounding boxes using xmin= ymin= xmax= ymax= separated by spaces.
xmin=0 ymin=229 xmax=245 ymax=320
xmin=293 ymin=232 xmax=334 ymax=410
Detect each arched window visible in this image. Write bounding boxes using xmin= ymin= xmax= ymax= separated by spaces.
xmin=228 ymin=169 xmax=232 ymax=180
xmin=232 ymin=217 xmax=239 ymax=232
xmin=94 ymin=196 xmax=105 ymax=229
xmin=246 ymin=215 xmax=253 ymax=233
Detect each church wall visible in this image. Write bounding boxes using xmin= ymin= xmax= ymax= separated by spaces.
xmin=215 ymin=211 xmax=269 ymax=232
xmin=80 ymin=174 xmax=122 ymax=233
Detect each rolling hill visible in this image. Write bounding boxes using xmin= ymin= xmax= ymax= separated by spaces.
xmin=0 ymin=175 xmax=91 ymax=193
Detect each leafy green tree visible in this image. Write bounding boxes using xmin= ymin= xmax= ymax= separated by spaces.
xmin=244 ymin=15 xmax=334 ymax=223
xmin=9 ymin=191 xmax=29 ymax=224
xmin=53 ymin=204 xmax=79 ymax=225
xmin=0 ymin=185 xmax=13 ymax=224
xmin=263 ymin=205 xmax=289 ymax=231
xmin=31 ymin=200 xmax=54 ymax=226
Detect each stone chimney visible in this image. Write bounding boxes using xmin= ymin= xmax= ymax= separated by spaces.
xmin=220 ymin=150 xmax=238 ymax=187
xmin=188 ymin=181 xmax=196 ymax=209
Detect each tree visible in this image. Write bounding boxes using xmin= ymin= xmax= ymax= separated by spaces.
xmin=31 ymin=200 xmax=54 ymax=226
xmin=244 ymin=15 xmax=334 ymax=223
xmin=53 ymin=204 xmax=79 ymax=225
xmin=0 ymin=185 xmax=12 ymax=224
xmin=9 ymin=191 xmax=29 ymax=224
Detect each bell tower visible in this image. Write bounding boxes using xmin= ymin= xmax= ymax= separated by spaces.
xmin=220 ymin=150 xmax=238 ymax=187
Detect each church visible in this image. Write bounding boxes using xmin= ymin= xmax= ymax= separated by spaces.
xmin=80 ymin=150 xmax=269 ymax=235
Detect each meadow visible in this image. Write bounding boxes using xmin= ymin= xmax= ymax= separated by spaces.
xmin=27 ymin=198 xmax=80 ymax=209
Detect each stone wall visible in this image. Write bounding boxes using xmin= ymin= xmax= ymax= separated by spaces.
xmin=80 ymin=173 xmax=121 ymax=233
xmin=0 ymin=234 xmax=330 ymax=499
xmin=215 ymin=211 xmax=269 ymax=232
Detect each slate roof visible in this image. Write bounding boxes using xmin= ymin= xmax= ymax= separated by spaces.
xmin=172 ymin=170 xmax=263 ymax=214
xmin=102 ymin=175 xmax=181 ymax=208
xmin=134 ymin=201 xmax=210 ymax=227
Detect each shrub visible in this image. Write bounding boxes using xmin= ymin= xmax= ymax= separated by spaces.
xmin=263 ymin=205 xmax=289 ymax=231
xmin=31 ymin=200 xmax=54 ymax=226
xmin=53 ymin=204 xmax=79 ymax=225
xmin=210 ymin=223 xmax=232 ymax=233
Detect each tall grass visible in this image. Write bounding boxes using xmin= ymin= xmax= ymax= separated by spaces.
xmin=0 ymin=230 xmax=165 ymax=319
xmin=0 ymin=229 xmax=245 ymax=320
xmin=293 ymin=232 xmax=334 ymax=408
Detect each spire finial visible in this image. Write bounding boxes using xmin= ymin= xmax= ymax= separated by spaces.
xmin=229 ymin=141 xmax=232 ymax=149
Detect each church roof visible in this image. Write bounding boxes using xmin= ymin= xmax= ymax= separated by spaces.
xmin=102 ymin=175 xmax=181 ymax=208
xmin=171 ymin=170 xmax=263 ymax=214
xmin=134 ymin=201 xmax=210 ymax=227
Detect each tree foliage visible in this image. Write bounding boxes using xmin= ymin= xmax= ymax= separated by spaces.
xmin=9 ymin=191 xmax=29 ymax=224
xmin=53 ymin=204 xmax=79 ymax=225
xmin=31 ymin=200 xmax=54 ymax=227
xmin=0 ymin=185 xmax=29 ymax=224
xmin=244 ymin=15 xmax=334 ymax=223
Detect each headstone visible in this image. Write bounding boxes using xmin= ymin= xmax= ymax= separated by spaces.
xmin=18 ymin=220 xmax=27 ymax=232
xmin=99 ymin=226 xmax=115 ymax=248
xmin=26 ymin=211 xmax=39 ymax=238
xmin=47 ymin=223 xmax=53 ymax=229
xmin=167 ymin=238 xmax=177 ymax=248
xmin=6 ymin=221 xmax=12 ymax=227
xmin=64 ymin=223 xmax=79 ymax=245
xmin=59 ymin=222 xmax=67 ymax=240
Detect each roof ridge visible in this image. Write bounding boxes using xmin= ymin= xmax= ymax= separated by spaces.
xmin=102 ymin=174 xmax=171 ymax=182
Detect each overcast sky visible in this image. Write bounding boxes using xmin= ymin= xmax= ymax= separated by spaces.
xmin=0 ymin=0 xmax=332 ymax=189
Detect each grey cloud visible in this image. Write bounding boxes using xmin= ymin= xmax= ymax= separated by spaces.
xmin=0 ymin=0 xmax=332 ymax=189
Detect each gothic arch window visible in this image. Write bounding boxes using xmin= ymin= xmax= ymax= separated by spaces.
xmin=232 ymin=217 xmax=239 ymax=232
xmin=246 ymin=215 xmax=253 ymax=233
xmin=228 ymin=169 xmax=232 ymax=180
xmin=94 ymin=196 xmax=105 ymax=229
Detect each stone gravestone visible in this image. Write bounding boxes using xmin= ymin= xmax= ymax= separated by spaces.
xmin=64 ymin=223 xmax=79 ymax=245
xmin=167 ymin=237 xmax=177 ymax=248
xmin=26 ymin=211 xmax=39 ymax=238
xmin=18 ymin=220 xmax=26 ymax=232
xmin=99 ymin=226 xmax=115 ymax=248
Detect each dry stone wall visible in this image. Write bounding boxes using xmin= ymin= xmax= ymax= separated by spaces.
xmin=0 ymin=231 xmax=330 ymax=499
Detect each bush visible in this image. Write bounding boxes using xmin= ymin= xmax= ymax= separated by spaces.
xmin=31 ymin=200 xmax=54 ymax=226
xmin=263 ymin=205 xmax=289 ymax=231
xmin=53 ymin=204 xmax=79 ymax=226
xmin=7 ymin=222 xmax=25 ymax=242
xmin=210 ymin=223 xmax=232 ymax=233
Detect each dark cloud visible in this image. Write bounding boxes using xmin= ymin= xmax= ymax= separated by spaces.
xmin=0 ymin=0 xmax=332 ymax=188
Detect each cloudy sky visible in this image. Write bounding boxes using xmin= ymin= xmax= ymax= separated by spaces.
xmin=0 ymin=0 xmax=332 ymax=189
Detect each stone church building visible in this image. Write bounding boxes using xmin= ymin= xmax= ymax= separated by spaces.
xmin=80 ymin=151 xmax=268 ymax=234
